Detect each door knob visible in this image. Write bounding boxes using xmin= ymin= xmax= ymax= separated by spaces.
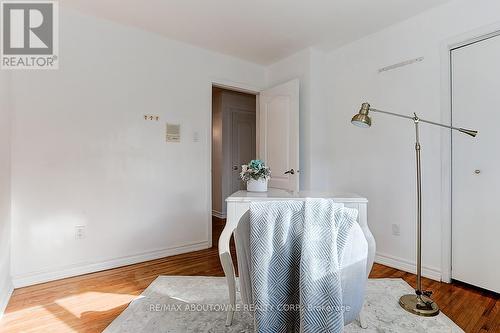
xmin=233 ymin=165 xmax=238 ymax=171
xmin=284 ymin=169 xmax=295 ymax=175
xmin=474 ymin=169 xmax=481 ymax=174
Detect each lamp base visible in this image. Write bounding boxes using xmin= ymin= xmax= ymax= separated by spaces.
xmin=399 ymin=294 xmax=440 ymax=317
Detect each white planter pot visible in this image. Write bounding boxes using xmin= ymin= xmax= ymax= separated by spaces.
xmin=247 ymin=178 xmax=268 ymax=192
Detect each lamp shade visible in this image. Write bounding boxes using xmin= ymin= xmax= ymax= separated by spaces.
xmin=351 ymin=113 xmax=371 ymax=128
xmin=351 ymin=103 xmax=372 ymax=128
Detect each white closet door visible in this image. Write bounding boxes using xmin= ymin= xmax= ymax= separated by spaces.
xmin=451 ymin=35 xmax=500 ymax=293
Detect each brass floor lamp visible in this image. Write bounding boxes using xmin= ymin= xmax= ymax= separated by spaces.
xmin=351 ymin=103 xmax=477 ymax=317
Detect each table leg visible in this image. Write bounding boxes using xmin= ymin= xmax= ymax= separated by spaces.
xmin=219 ymin=226 xmax=236 ymax=326
xmin=219 ymin=252 xmax=236 ymax=325
xmin=357 ymin=202 xmax=374 ymax=329
xmin=358 ymin=312 xmax=368 ymax=329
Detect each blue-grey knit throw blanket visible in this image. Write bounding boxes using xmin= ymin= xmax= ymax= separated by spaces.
xmin=250 ymin=199 xmax=358 ymax=333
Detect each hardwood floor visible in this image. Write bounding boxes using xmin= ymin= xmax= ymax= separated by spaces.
xmin=1 ymin=217 xmax=498 ymax=332
xmin=369 ymin=264 xmax=499 ymax=333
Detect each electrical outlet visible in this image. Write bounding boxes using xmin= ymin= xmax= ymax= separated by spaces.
xmin=75 ymin=225 xmax=86 ymax=240
xmin=392 ymin=224 xmax=400 ymax=236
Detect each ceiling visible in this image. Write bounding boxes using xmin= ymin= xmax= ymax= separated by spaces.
xmin=62 ymin=0 xmax=451 ymax=65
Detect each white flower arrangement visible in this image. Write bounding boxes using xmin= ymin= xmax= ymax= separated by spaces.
xmin=240 ymin=160 xmax=271 ymax=182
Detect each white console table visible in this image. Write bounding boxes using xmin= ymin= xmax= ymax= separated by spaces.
xmin=218 ymin=189 xmax=376 ymax=326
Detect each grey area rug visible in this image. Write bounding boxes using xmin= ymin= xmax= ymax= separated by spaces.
xmin=104 ymin=276 xmax=463 ymax=333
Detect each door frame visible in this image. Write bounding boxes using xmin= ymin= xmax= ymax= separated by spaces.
xmin=439 ymin=23 xmax=500 ymax=283
xmin=208 ymin=78 xmax=260 ymax=247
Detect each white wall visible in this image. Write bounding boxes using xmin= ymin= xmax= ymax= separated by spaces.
xmin=0 ymin=72 xmax=13 ymax=316
xmin=325 ymin=0 xmax=500 ymax=280
xmin=308 ymin=49 xmax=330 ymax=191
xmin=10 ymin=8 xmax=266 ymax=287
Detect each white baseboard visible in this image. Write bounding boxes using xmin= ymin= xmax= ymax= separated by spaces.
xmin=12 ymin=241 xmax=210 ymax=288
xmin=0 ymin=278 xmax=13 ymax=320
xmin=375 ymin=252 xmax=442 ymax=282
xmin=212 ymin=210 xmax=226 ymax=219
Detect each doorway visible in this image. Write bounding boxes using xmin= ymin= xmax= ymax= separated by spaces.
xmin=211 ymin=86 xmax=257 ymax=219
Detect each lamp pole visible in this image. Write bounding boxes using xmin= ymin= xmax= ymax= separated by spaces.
xmin=414 ymin=115 xmax=423 ymax=298
xmin=352 ymin=103 xmax=477 ymax=317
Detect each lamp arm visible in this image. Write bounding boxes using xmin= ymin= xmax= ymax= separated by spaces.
xmin=369 ymin=107 xmax=477 ymax=137
xmin=370 ymin=107 xmax=414 ymax=120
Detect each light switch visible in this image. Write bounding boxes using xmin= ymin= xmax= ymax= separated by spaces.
xmin=166 ymin=123 xmax=181 ymax=143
